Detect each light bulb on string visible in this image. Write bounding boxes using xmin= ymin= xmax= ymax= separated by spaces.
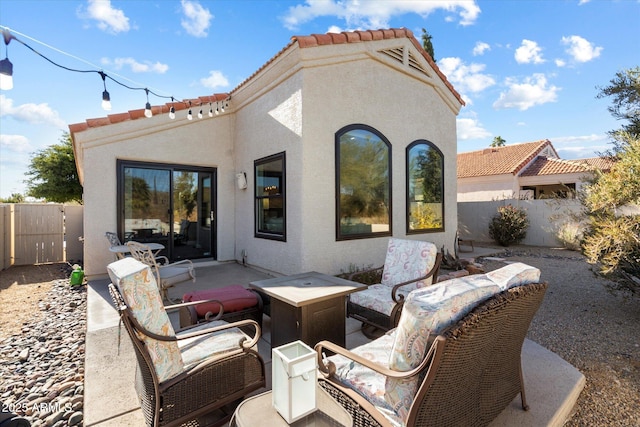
xmin=187 ymin=101 xmax=193 ymax=120
xmin=198 ymin=108 xmax=203 ymax=119
xmin=0 ymin=29 xmax=14 ymax=90
xmin=144 ymin=88 xmax=152 ymax=118
xmin=208 ymin=102 xmax=213 ymax=117
xmin=169 ymin=97 xmax=176 ymax=119
xmin=99 ymin=72 xmax=111 ymax=111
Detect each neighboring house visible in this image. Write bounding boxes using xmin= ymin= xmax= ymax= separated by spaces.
xmin=457 ymin=139 xmax=613 ymax=202
xmin=70 ymin=28 xmax=465 ymax=279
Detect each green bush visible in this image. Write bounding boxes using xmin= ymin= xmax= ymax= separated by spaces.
xmin=488 ymin=204 xmax=529 ymax=246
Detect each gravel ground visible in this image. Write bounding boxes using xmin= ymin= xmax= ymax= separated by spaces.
xmin=477 ymin=246 xmax=640 ymax=426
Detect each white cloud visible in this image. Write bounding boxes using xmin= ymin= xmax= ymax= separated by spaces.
xmin=561 ymin=35 xmax=602 ymax=63
xmin=578 ymin=0 xmax=591 ymax=5
xmin=181 ymin=0 xmax=213 ymax=38
xmin=515 ymin=39 xmax=545 ymax=64
xmin=437 ymin=57 xmax=495 ymax=95
xmin=102 ymin=57 xmax=169 ymax=73
xmin=79 ymin=0 xmax=130 ymax=33
xmin=493 ymin=74 xmax=559 ymax=111
xmin=0 ymin=134 xmax=32 ymax=153
xmin=200 ymin=70 xmax=229 ymax=89
xmin=0 ymin=95 xmax=66 ymax=129
xmin=553 ymin=134 xmax=610 ymax=159
xmin=281 ymin=0 xmax=481 ymax=30
xmin=472 ymin=41 xmax=490 ymax=56
xmin=457 ymin=117 xmax=491 ymax=140
xmin=555 ymin=58 xmax=566 ymax=67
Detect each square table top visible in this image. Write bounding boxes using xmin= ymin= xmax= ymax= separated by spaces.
xmin=249 ymin=271 xmax=366 ymax=307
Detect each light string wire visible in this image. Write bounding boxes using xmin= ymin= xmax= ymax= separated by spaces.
xmin=0 ymin=25 xmax=228 ymax=112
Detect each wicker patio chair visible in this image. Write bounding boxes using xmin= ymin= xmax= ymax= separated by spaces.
xmin=107 ymin=257 xmax=266 ymax=427
xmin=316 ymin=279 xmax=548 ymax=427
xmin=347 ymin=238 xmax=441 ymax=338
xmin=126 ymin=240 xmax=195 ymax=302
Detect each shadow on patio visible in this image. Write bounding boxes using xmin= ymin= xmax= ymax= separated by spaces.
xmin=84 ymin=256 xmax=584 ymax=426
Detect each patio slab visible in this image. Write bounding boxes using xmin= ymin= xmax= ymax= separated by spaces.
xmin=85 ymin=260 xmax=584 ymax=426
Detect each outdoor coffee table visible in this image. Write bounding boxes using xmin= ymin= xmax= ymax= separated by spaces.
xmin=250 ymin=271 xmax=365 ymax=349
xmin=230 ymin=385 xmax=352 ymax=427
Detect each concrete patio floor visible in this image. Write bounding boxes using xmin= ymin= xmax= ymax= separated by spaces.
xmin=84 ymin=252 xmax=584 ymax=426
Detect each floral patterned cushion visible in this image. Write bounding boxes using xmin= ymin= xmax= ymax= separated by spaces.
xmin=348 ymin=239 xmax=438 ymax=316
xmin=348 ymin=283 xmax=422 ymax=316
xmin=380 ymin=238 xmax=438 ymax=288
xmin=328 ymin=334 xmax=397 ymax=413
xmin=108 ymin=258 xmax=184 ymax=383
xmin=178 ymin=320 xmax=250 ymax=368
xmin=385 ymin=275 xmax=500 ymax=421
xmin=486 ymin=262 xmax=541 ymax=290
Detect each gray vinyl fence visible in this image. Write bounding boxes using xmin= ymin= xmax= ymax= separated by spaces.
xmin=0 ymin=204 xmax=84 ymax=270
xmin=458 ymin=199 xmax=584 ymax=247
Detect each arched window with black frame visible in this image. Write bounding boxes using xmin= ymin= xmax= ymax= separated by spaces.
xmin=406 ymin=140 xmax=444 ymax=233
xmin=335 ymin=124 xmax=392 ymax=240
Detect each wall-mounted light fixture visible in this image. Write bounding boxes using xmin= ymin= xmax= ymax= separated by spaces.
xmin=236 ymin=172 xmax=248 ymax=190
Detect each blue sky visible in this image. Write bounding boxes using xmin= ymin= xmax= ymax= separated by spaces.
xmin=0 ymin=0 xmax=638 ymax=198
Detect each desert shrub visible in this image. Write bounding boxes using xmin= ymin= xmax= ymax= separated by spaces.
xmin=555 ymin=221 xmax=584 ymax=251
xmin=488 ymin=204 xmax=529 ymax=246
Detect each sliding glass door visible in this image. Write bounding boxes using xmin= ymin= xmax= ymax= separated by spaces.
xmin=118 ymin=161 xmax=216 ymax=261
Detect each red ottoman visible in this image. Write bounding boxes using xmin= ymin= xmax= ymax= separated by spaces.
xmin=179 ymin=285 xmax=263 ymax=329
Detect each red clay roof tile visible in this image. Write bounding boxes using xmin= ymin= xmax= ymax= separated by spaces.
xmin=70 ymin=28 xmax=463 ymax=135
xmin=459 ymin=140 xmax=614 ymax=179
xmin=457 ymin=140 xmax=552 ymax=178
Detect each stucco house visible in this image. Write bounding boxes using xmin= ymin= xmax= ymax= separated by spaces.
xmin=457 ymin=139 xmax=613 ymax=202
xmin=70 ymin=28 xmax=464 ymax=279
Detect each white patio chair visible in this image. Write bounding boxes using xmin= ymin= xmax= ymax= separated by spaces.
xmin=126 ymin=241 xmax=195 ymax=302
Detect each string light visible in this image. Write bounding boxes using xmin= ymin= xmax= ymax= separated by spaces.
xmin=0 ymin=26 xmax=231 ymax=120
xmin=99 ymin=71 xmax=111 ymax=111
xmin=144 ymin=88 xmax=152 ymax=118
xmin=0 ymin=29 xmax=14 ymax=90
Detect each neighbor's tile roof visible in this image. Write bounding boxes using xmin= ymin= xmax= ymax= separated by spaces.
xmin=69 ymin=28 xmax=462 ymax=135
xmin=457 ymin=140 xmax=553 ymax=178
xmin=519 ymin=157 xmax=606 ymax=176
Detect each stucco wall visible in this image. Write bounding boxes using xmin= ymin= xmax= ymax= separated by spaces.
xmin=230 ymin=38 xmax=461 ymax=276
xmin=75 ymin=34 xmax=463 ymax=278
xmin=77 ymin=115 xmax=235 ymax=277
xmin=457 ymin=175 xmax=519 ymax=202
xmin=458 ymin=199 xmax=584 ymax=247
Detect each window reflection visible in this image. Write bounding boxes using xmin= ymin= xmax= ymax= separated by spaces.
xmin=255 ymin=153 xmax=285 ymax=240
xmin=407 ymin=141 xmax=444 ymax=232
xmin=336 ymin=125 xmax=391 ymax=240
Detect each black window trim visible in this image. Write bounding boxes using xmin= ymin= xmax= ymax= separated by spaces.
xmin=335 ymin=123 xmax=393 ymax=241
xmin=254 ymin=151 xmax=286 ymax=241
xmin=405 ymin=139 xmax=445 ymax=234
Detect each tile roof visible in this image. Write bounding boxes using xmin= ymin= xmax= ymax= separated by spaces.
xmin=519 ymin=157 xmax=602 ymax=176
xmin=457 ymin=140 xmax=552 ymax=178
xmin=69 ymin=28 xmax=462 ymax=135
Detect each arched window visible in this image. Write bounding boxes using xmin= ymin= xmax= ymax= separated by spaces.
xmin=406 ymin=140 xmax=444 ymax=233
xmin=336 ymin=124 xmax=392 ymax=240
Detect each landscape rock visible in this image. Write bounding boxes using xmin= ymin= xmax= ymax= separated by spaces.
xmin=0 ymin=279 xmax=86 ymax=426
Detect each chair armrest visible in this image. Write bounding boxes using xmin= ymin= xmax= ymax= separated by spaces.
xmin=390 ymin=253 xmax=442 ymax=303
xmin=166 ymin=298 xmax=226 ymax=321
xmin=129 ymin=315 xmax=261 ymax=349
xmin=314 ymin=339 xmax=440 ymax=380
